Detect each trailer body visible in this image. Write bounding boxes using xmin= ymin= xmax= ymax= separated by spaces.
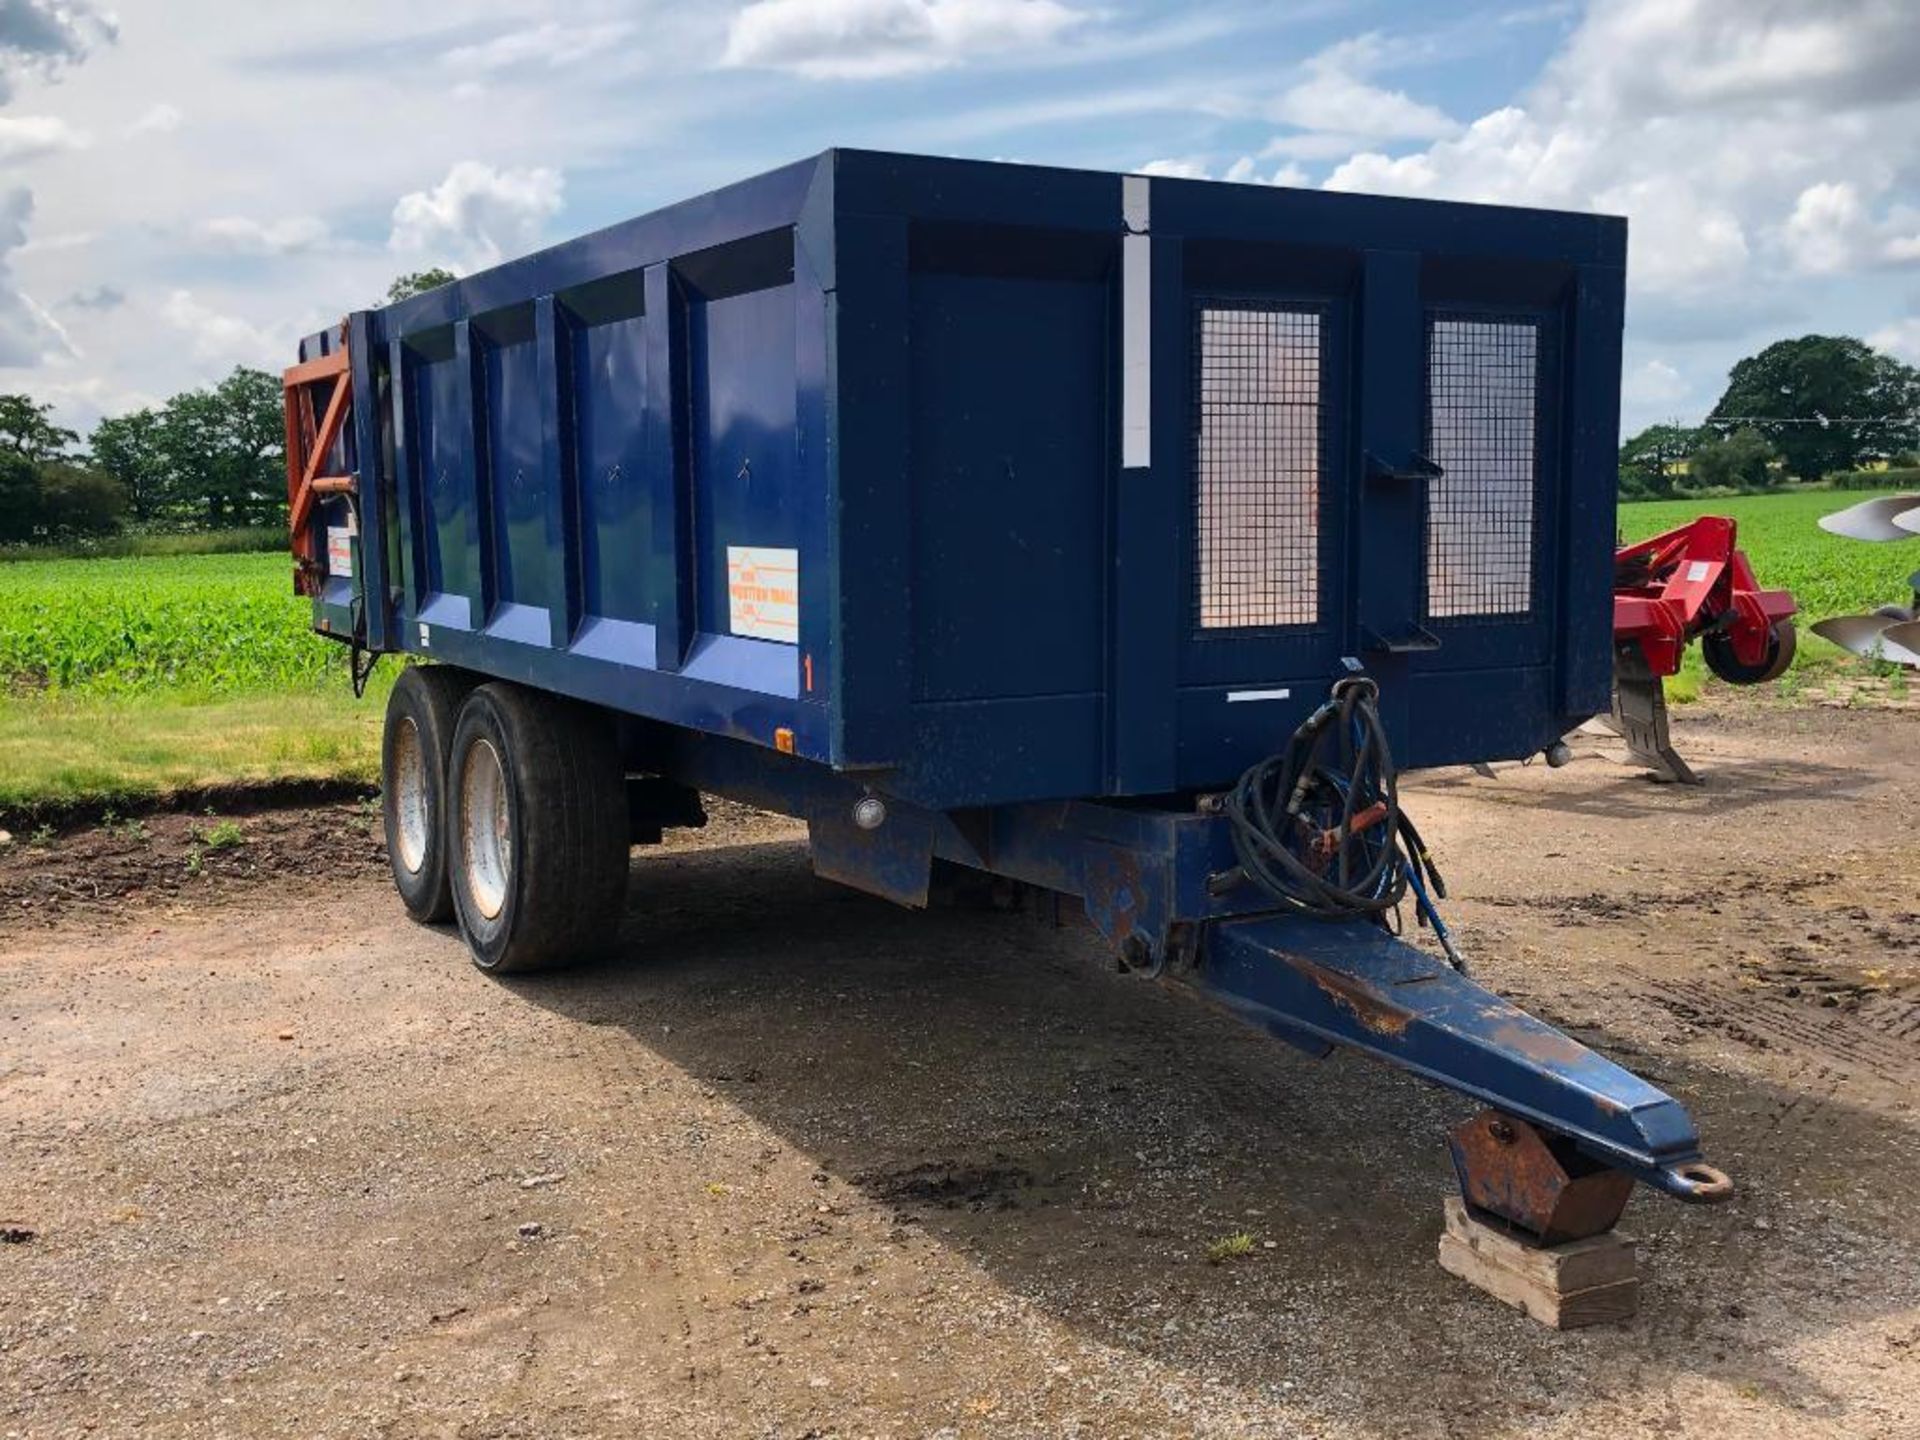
xmin=292 ymin=149 xmax=1623 ymax=811
xmin=288 ymin=152 xmax=1733 ymax=1234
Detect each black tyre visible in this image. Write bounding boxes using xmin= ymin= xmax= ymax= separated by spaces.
xmin=382 ymin=665 xmax=478 ymax=923
xmin=445 ymin=682 xmax=629 ymax=973
xmin=1703 ymin=618 xmax=1795 ymax=685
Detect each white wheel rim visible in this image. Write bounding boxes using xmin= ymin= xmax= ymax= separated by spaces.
xmin=460 ymin=737 xmax=511 ymax=922
xmin=392 ymin=715 xmax=430 ymax=876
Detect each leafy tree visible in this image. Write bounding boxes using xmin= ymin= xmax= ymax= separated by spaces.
xmin=0 ymin=394 xmax=78 ymax=461
xmin=1685 ymin=426 xmax=1778 ymax=493
xmin=89 ymin=409 xmax=170 ymax=521
xmin=157 ymin=367 xmax=286 ymax=527
xmin=0 ymin=450 xmax=40 ymax=541
xmin=1618 ymin=423 xmax=1703 ymax=497
xmin=386 ymin=267 xmax=456 ymax=304
xmin=1709 ymin=336 xmax=1920 ymax=481
xmin=35 ymin=461 xmax=127 ymax=536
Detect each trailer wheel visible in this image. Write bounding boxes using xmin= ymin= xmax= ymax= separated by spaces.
xmin=381 ymin=665 xmax=478 ymax=923
xmin=446 ymin=683 xmax=629 ymax=973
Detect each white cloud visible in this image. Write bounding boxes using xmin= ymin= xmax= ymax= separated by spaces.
xmin=1268 ymin=34 xmax=1457 ymax=144
xmin=1262 ymin=130 xmax=1378 ymax=162
xmin=0 ymin=113 xmax=86 ymax=163
xmin=389 ymin=160 xmax=562 ymax=269
xmin=1222 ymin=156 xmax=1309 ymax=188
xmin=1137 ymin=156 xmax=1208 ymax=180
xmin=198 ymin=214 xmax=331 ymax=256
xmin=1783 ymin=182 xmax=1868 ymax=275
xmin=124 ymin=102 xmax=181 ymax=137
xmin=1782 ymin=183 xmax=1920 ymax=273
xmin=159 ymin=289 xmax=282 ymax=369
xmin=443 ymin=22 xmax=636 ymax=74
xmin=1323 ymin=0 xmax=1920 ymax=299
xmin=11 ymin=372 xmax=155 ymax=432
xmin=721 ymin=0 xmax=1089 ymax=80
xmin=1869 ymin=317 xmax=1920 ymax=365
xmin=1622 ymin=357 xmax=1689 ymax=412
xmin=1136 ymin=155 xmax=1310 ymax=189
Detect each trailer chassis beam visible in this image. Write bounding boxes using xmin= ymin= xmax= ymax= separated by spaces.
xmin=654 ymin=728 xmax=1732 ymax=1219
xmin=1197 ymin=912 xmax=1731 ymax=1206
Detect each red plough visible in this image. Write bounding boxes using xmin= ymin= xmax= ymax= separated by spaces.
xmin=1608 ymin=516 xmax=1797 ymax=782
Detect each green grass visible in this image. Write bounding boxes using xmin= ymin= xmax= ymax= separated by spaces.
xmin=0 ymin=688 xmax=384 ymax=816
xmin=1619 ymin=488 xmax=1919 ymax=697
xmin=195 ymin=817 xmax=248 ymax=850
xmin=1205 ymin=1232 xmax=1256 ymax=1265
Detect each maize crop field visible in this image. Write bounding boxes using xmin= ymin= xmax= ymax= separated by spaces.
xmin=0 ymin=551 xmax=348 ymax=696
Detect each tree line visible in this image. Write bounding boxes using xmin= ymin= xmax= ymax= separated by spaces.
xmin=0 ymin=369 xmax=285 ymax=545
xmin=1620 ymin=335 xmax=1920 ymax=498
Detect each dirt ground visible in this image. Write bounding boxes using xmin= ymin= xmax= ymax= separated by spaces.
xmin=3 ymin=695 xmax=1919 ymax=1439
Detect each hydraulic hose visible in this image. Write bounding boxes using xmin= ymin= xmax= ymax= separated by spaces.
xmin=1223 ymin=676 xmax=1449 ymax=935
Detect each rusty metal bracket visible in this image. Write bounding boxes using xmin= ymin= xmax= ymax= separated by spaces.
xmin=282 ymin=321 xmax=357 ymax=598
xmin=1448 ymin=1109 xmax=1635 ymax=1244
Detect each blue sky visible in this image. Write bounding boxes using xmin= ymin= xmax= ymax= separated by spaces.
xmin=1 ymin=0 xmax=1916 ymax=437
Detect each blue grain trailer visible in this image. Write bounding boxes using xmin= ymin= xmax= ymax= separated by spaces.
xmin=284 ymin=150 xmax=1728 ymax=1248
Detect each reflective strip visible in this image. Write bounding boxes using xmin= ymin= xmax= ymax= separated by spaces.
xmin=1122 ymin=173 xmax=1150 ymax=234
xmin=1121 ymin=175 xmax=1151 ymax=469
xmin=1226 ymin=687 xmax=1293 ymax=703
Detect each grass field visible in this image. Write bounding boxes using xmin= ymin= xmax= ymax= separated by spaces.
xmin=0 ymin=691 xmax=382 ymax=812
xmin=0 ymin=488 xmax=1913 ymax=815
xmin=0 ymin=549 xmax=388 ymax=818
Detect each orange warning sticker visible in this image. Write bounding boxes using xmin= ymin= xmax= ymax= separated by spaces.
xmin=726 ymin=545 xmax=799 ymax=644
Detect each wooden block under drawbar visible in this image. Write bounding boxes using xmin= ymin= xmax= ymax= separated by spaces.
xmin=1441 ymin=1197 xmax=1639 ymax=1290
xmin=1438 ymin=1197 xmax=1640 ymax=1330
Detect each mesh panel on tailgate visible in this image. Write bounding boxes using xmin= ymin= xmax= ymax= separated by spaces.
xmin=1424 ymin=314 xmax=1540 ymax=619
xmin=1194 ymin=302 xmax=1322 ymax=630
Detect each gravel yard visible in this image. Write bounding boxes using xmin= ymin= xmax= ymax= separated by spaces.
xmin=4 ymin=698 xmax=1919 ymax=1438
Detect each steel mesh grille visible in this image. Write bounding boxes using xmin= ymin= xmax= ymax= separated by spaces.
xmin=1425 ymin=314 xmax=1539 ymax=619
xmin=1194 ymin=303 xmax=1322 ymax=630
